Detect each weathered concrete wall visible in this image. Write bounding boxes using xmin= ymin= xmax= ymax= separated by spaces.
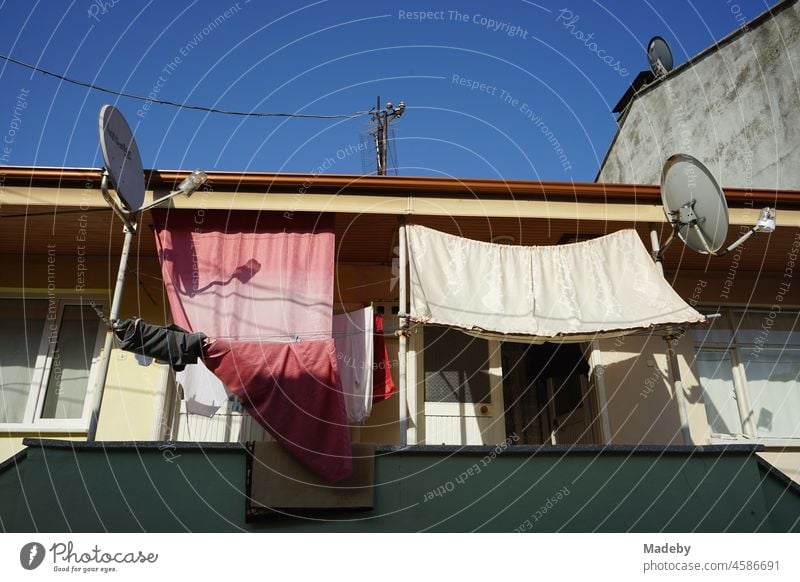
xmin=598 ymin=1 xmax=800 ymax=190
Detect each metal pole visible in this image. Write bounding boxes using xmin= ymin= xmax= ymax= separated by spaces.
xmin=664 ymin=334 xmax=692 ymax=445
xmin=87 ymin=225 xmax=134 ymax=442
xmin=398 ymin=219 xmax=408 ymax=445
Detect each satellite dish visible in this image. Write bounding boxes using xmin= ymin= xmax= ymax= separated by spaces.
xmin=648 ymin=36 xmax=674 ymax=77
xmin=661 ymin=154 xmax=729 ymax=254
xmin=98 ymin=105 xmax=145 ymax=212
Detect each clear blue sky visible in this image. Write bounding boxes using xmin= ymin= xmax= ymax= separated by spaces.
xmin=0 ymin=0 xmax=775 ymax=181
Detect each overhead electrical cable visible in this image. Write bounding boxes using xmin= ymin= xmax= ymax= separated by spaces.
xmin=0 ymin=54 xmax=370 ymax=119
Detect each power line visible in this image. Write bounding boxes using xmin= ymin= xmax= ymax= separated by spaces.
xmin=1 ymin=54 xmax=369 ymax=119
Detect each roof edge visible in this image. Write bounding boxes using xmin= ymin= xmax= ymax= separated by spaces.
xmin=2 ymin=165 xmax=798 ymax=208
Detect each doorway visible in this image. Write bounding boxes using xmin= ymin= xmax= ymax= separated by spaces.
xmin=501 ymin=342 xmax=598 ymax=445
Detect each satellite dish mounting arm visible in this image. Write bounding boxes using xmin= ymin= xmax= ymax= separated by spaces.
xmin=100 ymin=169 xmax=208 ymax=230
xmin=656 ymin=202 xmax=775 ymax=260
xmin=100 ymin=170 xmax=137 ymax=233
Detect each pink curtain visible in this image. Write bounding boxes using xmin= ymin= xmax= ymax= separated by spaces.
xmin=153 ymin=210 xmax=352 ymax=482
xmin=152 ymin=210 xmax=333 ymax=340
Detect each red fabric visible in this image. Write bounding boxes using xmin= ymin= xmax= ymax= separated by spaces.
xmin=372 ymin=314 xmax=397 ymax=403
xmin=152 ymin=210 xmax=334 ymax=341
xmin=205 ymin=338 xmax=352 ymax=483
xmin=153 ymin=210 xmax=352 ymax=483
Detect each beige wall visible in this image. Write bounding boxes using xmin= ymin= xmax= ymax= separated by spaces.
xmin=758 ymin=450 xmax=800 ymax=486
xmin=598 ymin=269 xmax=799 ymax=446
xmin=598 ymin=333 xmax=710 ymax=445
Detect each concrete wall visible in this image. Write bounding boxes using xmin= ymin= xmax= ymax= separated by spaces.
xmin=598 ymin=0 xmax=800 ymax=190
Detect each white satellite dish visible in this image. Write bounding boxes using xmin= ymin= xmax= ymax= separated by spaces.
xmin=99 ymin=105 xmax=145 ymax=212
xmin=657 ymin=153 xmax=776 ymax=259
xmin=647 ymin=36 xmax=673 ymax=77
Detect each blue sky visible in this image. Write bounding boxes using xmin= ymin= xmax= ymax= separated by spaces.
xmin=0 ymin=0 xmax=775 ymax=181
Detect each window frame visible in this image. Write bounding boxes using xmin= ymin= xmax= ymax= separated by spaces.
xmin=693 ymin=306 xmax=800 ymax=443
xmin=0 ymin=296 xmax=107 ymax=433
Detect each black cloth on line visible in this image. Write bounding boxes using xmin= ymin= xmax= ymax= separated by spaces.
xmin=113 ymin=318 xmax=207 ymax=371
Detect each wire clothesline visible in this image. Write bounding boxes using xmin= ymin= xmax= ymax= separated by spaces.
xmin=0 ymin=54 xmax=370 ymax=119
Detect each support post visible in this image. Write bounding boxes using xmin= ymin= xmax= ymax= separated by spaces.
xmin=398 ymin=219 xmax=408 ymax=446
xmin=664 ymin=333 xmax=692 ymax=445
xmin=87 ymin=225 xmax=134 ymax=442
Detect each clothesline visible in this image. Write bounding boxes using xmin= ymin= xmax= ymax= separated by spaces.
xmin=205 ymin=327 xmax=407 ymax=341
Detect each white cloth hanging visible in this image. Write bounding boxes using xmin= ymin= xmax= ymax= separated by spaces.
xmin=407 ymin=226 xmax=705 ymax=341
xmin=176 ymin=359 xmax=230 ymax=417
xmin=332 ymin=307 xmax=374 ymax=422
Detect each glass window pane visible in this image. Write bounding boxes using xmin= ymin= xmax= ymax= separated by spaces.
xmin=731 ymin=310 xmax=800 ymax=346
xmin=0 ymin=299 xmax=47 ymax=423
xmin=742 ymin=349 xmax=800 ymax=438
xmin=424 ymin=327 xmax=491 ymax=403
xmin=40 ymin=305 xmax=98 ymax=419
xmin=692 ymin=314 xmax=734 ymax=346
xmin=695 ymin=350 xmax=741 ymax=436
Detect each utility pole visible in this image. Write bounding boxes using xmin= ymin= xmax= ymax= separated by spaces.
xmin=370 ymin=97 xmax=405 ymax=175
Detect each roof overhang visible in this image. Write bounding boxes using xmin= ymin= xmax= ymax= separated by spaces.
xmin=2 ymin=165 xmax=799 ymax=226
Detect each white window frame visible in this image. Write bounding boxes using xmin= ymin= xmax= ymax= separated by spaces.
xmin=694 ymin=306 xmax=800 ymax=445
xmin=0 ymin=296 xmax=107 ymax=433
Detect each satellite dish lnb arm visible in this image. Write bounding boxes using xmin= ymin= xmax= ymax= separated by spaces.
xmin=691 ymin=206 xmax=776 ymax=257
xmin=692 ymin=222 xmax=755 ymax=257
xmin=131 ymin=169 xmax=209 ymax=214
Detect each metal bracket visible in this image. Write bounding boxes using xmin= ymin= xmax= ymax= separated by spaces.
xmin=100 ymin=170 xmax=138 ymax=234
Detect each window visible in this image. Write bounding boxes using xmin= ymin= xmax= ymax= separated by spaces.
xmin=0 ymin=298 xmax=105 ymax=431
xmin=423 ymin=326 xmax=491 ymax=404
xmin=694 ymin=309 xmax=800 ymax=440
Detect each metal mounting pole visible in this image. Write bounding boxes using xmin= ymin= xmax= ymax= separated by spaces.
xmin=87 ymin=174 xmax=136 ymax=442
xmin=664 ymin=333 xmax=692 ymax=445
xmin=398 ymin=218 xmax=408 ymax=446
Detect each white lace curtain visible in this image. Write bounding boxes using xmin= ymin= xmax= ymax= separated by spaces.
xmin=407 ymin=226 xmax=704 ymax=342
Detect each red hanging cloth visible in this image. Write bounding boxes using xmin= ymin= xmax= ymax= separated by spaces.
xmin=153 ymin=209 xmax=352 ymax=482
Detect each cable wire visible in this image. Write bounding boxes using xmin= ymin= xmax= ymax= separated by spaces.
xmin=1 ymin=54 xmax=370 ymax=119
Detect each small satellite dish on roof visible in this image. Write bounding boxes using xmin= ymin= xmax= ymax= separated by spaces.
xmin=657 ymin=153 xmax=776 ymax=260
xmin=99 ymin=105 xmax=145 ymax=212
xmin=647 ymin=36 xmax=673 ymax=77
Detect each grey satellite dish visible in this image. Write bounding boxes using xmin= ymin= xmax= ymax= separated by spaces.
xmin=648 ymin=36 xmax=673 ymax=77
xmin=99 ymin=105 xmax=145 ymax=212
xmin=661 ymin=154 xmax=728 ymax=254
xmin=657 ymin=153 xmax=776 ymax=260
